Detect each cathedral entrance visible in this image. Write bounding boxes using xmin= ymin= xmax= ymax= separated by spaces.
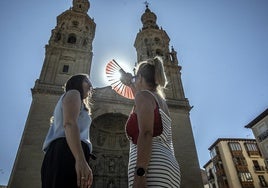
xmin=90 ymin=113 xmax=129 ymax=188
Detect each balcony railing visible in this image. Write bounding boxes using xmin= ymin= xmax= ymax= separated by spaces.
xmin=236 ymin=165 xmax=249 ymax=172
xmin=254 ymin=165 xmax=266 ymax=172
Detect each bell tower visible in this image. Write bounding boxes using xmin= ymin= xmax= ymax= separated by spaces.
xmin=8 ymin=1 xmax=96 ymax=187
xmin=134 ymin=4 xmax=203 ymax=187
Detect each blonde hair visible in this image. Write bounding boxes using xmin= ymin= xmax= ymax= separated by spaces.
xmin=135 ymin=56 xmax=168 ymax=99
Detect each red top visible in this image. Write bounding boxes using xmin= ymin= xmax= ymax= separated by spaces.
xmin=125 ymin=106 xmax=163 ymax=145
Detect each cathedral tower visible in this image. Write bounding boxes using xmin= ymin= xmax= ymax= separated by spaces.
xmin=134 ymin=5 xmax=203 ymax=187
xmin=8 ymin=1 xmax=96 ymax=187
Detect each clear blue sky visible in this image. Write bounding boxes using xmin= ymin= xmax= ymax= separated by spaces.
xmin=0 ymin=0 xmax=268 ymax=185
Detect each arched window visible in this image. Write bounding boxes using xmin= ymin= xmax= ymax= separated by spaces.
xmin=154 ymin=37 xmax=160 ymax=44
xmin=67 ymin=34 xmax=76 ymax=44
xmin=156 ymin=49 xmax=163 ymax=56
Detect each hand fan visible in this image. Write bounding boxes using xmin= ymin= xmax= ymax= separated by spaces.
xmin=105 ymin=59 xmax=134 ymax=99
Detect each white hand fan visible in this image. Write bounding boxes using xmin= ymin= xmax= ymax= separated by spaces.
xmin=105 ymin=59 xmax=134 ymax=99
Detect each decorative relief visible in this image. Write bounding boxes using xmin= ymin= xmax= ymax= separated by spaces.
xmin=97 ymin=132 xmax=106 ymax=146
xmin=108 ymin=158 xmax=115 ymax=173
xmin=90 ymin=113 xmax=129 ymax=187
xmin=119 ymin=135 xmax=128 ymax=148
xmin=90 ymin=154 xmax=128 ymax=175
xmin=94 ymin=131 xmax=129 ymax=149
xmin=107 ymin=180 xmax=115 ymax=188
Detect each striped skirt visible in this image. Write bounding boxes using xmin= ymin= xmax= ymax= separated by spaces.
xmin=128 ymin=141 xmax=181 ymax=187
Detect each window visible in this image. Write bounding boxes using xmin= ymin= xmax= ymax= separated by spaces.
xmin=257 ymin=122 xmax=268 ymax=142
xmin=245 ymin=143 xmax=258 ymax=152
xmin=258 ymin=122 xmax=267 ymax=134
xmin=154 ymin=37 xmax=160 ymax=44
xmin=207 ymin=168 xmax=214 ymax=180
xmin=253 ymin=160 xmax=264 ymax=171
xmin=229 ymin=142 xmax=242 ymax=151
xmin=216 ymin=161 xmax=224 ymax=171
xmin=259 ymin=175 xmax=268 ymax=186
xmin=210 ymin=147 xmax=217 ymax=158
xmin=62 ymin=65 xmax=69 ymax=73
xmin=156 ymin=49 xmax=163 ymax=56
xmin=233 ymin=156 xmax=247 ymax=166
xmin=239 ymin=172 xmax=253 ymax=182
xmin=67 ymin=34 xmax=76 ymax=44
xmin=245 ymin=143 xmax=260 ymax=156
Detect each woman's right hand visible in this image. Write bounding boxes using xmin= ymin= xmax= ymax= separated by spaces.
xmin=120 ymin=72 xmax=133 ymax=86
xmin=75 ymin=158 xmax=93 ymax=188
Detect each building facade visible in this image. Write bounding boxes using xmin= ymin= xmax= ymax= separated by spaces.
xmin=204 ymin=138 xmax=268 ymax=188
xmin=8 ymin=1 xmax=203 ymax=187
xmin=245 ymin=108 xmax=268 ymax=166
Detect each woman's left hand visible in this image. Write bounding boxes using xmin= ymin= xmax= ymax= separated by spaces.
xmin=133 ymin=176 xmax=147 ymax=188
xmin=75 ymin=158 xmax=93 ymax=188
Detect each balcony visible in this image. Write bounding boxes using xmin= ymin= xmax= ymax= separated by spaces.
xmin=240 ymin=182 xmax=254 ymax=188
xmin=254 ymin=165 xmax=266 ymax=173
xmin=247 ymin=150 xmax=260 ymax=157
xmin=236 ymin=165 xmax=249 ymax=172
xmin=215 ymin=168 xmax=226 ymax=176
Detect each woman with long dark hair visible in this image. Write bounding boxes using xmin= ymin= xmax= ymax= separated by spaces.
xmin=41 ymin=73 xmax=94 ymax=188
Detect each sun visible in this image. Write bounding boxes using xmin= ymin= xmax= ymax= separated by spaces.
xmin=103 ymin=57 xmax=135 ymax=86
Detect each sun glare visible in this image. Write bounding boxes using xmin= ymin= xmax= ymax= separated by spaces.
xmin=102 ymin=56 xmax=135 ymax=87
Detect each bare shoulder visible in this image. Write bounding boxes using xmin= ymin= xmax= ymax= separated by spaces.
xmin=63 ymin=90 xmax=81 ymax=104
xmin=152 ymin=93 xmax=170 ymax=116
xmin=135 ymin=91 xmax=155 ymax=107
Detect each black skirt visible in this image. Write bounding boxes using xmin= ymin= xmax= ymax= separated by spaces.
xmin=41 ymin=138 xmax=91 ymax=188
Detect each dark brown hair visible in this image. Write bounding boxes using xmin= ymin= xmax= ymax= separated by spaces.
xmin=64 ymin=73 xmax=92 ymax=112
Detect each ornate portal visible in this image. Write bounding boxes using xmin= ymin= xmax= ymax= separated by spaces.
xmin=90 ymin=113 xmax=129 ymax=188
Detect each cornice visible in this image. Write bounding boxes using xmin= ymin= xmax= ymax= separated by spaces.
xmin=31 ymin=81 xmax=64 ymax=96
xmin=245 ymin=108 xmax=268 ymax=128
xmin=208 ymin=138 xmax=256 ymax=150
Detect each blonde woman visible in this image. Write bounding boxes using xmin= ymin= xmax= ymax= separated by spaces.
xmin=124 ymin=56 xmax=181 ymax=187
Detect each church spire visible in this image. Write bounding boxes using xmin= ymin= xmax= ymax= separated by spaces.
xmin=141 ymin=3 xmax=159 ymax=30
xmin=134 ymin=4 xmax=188 ymax=100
